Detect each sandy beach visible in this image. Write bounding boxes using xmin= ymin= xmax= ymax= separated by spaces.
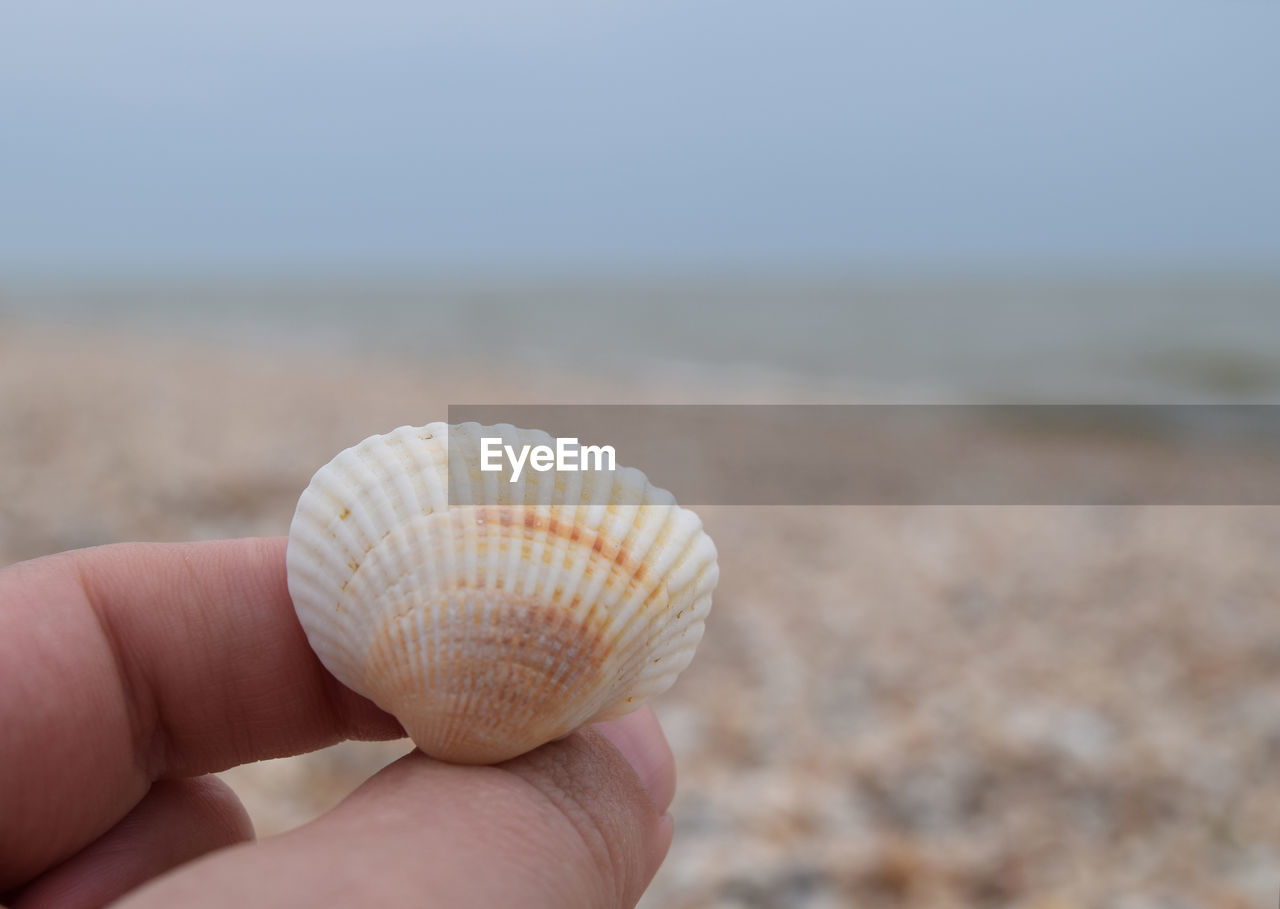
xmin=3 ymin=320 xmax=1280 ymax=907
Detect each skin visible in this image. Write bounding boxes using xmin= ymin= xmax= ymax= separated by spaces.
xmin=0 ymin=538 xmax=675 ymax=909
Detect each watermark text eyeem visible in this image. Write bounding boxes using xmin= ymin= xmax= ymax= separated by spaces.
xmin=480 ymin=437 xmax=616 ymax=482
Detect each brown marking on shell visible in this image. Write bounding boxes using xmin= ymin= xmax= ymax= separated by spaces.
xmin=348 ymin=504 xmax=672 ymax=637
xmin=487 ymin=505 xmax=640 ymax=577
xmin=366 ymin=590 xmax=614 ymax=763
xmin=623 ymin=549 xmax=644 ymax=581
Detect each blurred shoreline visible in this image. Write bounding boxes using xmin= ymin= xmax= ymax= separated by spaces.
xmin=4 ymin=274 xmax=1280 ymax=403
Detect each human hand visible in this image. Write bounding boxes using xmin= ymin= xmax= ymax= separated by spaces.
xmin=0 ymin=539 xmax=675 ymax=908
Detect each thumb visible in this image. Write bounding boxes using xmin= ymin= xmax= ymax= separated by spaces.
xmin=114 ymin=707 xmax=676 ymax=909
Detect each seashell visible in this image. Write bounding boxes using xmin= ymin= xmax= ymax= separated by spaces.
xmin=286 ymin=422 xmax=718 ymax=764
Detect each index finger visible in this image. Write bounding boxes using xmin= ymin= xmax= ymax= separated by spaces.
xmin=0 ymin=538 xmax=403 ymax=889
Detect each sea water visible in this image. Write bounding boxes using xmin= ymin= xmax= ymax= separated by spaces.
xmin=2 ymin=273 xmax=1277 ymax=402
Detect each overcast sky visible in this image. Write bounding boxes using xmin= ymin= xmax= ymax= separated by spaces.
xmin=2 ymin=1 xmax=1277 ymax=273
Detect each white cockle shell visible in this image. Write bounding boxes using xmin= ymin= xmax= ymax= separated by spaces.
xmin=286 ymin=422 xmax=718 ymax=763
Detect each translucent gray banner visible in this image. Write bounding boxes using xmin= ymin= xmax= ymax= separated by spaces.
xmin=445 ymin=405 xmax=1280 ymax=505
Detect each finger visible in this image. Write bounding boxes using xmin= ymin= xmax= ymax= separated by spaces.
xmin=0 ymin=539 xmax=402 ymax=888
xmin=113 ymin=710 xmax=676 ymax=909
xmin=12 ymin=777 xmax=253 ymax=909
xmin=593 ymin=706 xmax=677 ymax=814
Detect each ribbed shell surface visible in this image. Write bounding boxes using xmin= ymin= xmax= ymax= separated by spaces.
xmin=286 ymin=422 xmax=718 ymax=763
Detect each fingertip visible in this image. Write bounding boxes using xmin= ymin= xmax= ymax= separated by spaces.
xmin=592 ymin=706 xmax=676 ymax=815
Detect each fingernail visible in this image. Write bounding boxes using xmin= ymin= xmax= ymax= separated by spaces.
xmin=593 ymin=706 xmax=677 ymax=813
